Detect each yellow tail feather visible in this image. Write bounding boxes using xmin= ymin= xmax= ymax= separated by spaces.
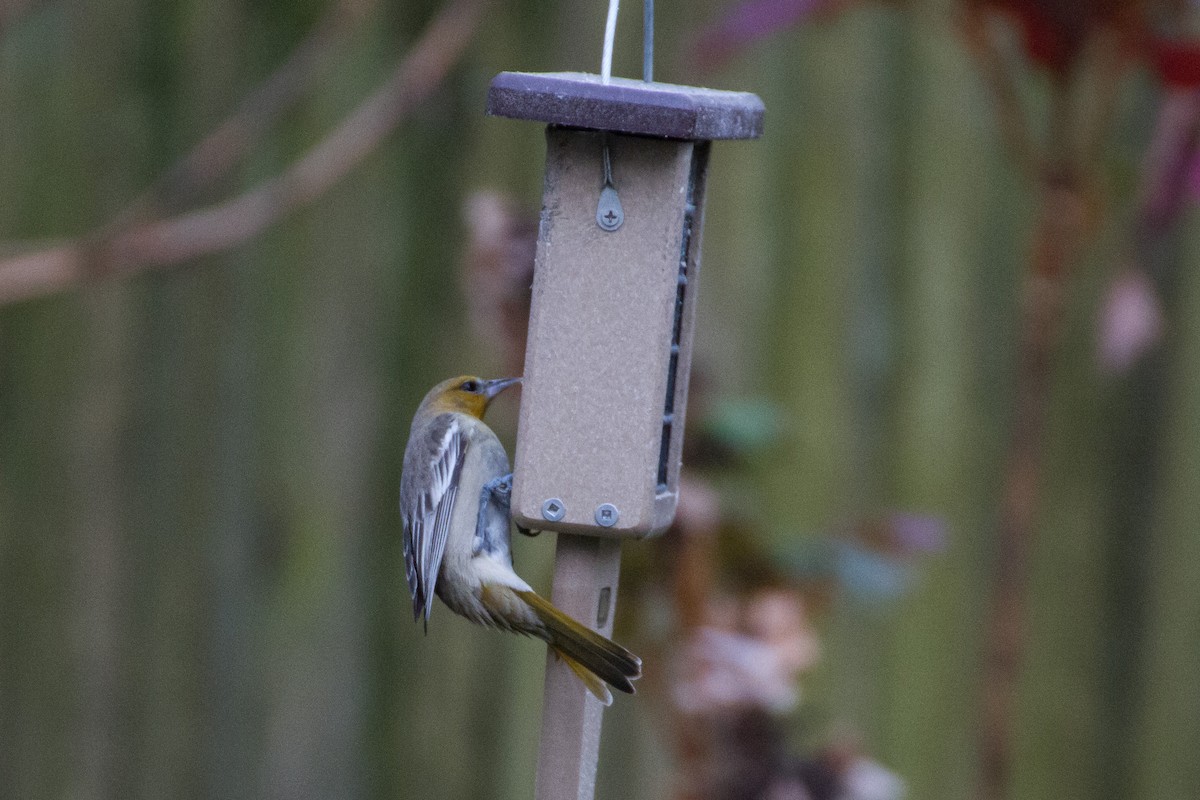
xmin=516 ymin=589 xmax=642 ymax=699
xmin=559 ymin=652 xmax=614 ymax=706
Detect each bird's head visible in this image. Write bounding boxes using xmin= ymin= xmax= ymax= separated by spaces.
xmin=422 ymin=375 xmax=522 ymax=419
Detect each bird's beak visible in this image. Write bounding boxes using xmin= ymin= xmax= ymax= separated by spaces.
xmin=483 ymin=376 xmax=522 ymax=400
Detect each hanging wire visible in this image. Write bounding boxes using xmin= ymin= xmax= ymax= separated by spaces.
xmin=643 ymin=0 xmax=654 ymax=82
xmin=601 ymin=0 xmax=653 ymax=83
xmin=601 ymin=0 xmax=619 ymax=84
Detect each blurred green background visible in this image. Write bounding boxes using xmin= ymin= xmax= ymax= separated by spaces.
xmin=2 ymin=1 xmax=1199 ymax=799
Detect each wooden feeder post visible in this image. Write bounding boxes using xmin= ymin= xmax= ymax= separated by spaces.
xmin=486 ymin=72 xmax=763 ymax=800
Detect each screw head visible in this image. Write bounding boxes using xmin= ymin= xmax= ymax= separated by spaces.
xmin=596 ymin=185 xmax=624 ymax=232
xmin=594 ymin=503 xmax=619 ymax=527
xmin=541 ymin=498 xmax=566 ymax=522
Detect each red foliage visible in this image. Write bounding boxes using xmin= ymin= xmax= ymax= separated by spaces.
xmin=1151 ymin=38 xmax=1200 ymax=87
xmin=979 ymin=0 xmax=1133 ymax=73
xmin=979 ymin=0 xmax=1200 ymax=86
xmin=698 ymin=0 xmax=1200 ymax=87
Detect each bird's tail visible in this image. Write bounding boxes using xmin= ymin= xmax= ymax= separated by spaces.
xmin=515 ymin=589 xmax=642 ymax=706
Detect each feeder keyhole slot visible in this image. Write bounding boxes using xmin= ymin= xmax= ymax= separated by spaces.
xmin=597 ymin=586 xmax=612 ymax=627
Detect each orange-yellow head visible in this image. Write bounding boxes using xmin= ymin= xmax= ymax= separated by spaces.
xmin=420 ymin=374 xmax=522 ymax=419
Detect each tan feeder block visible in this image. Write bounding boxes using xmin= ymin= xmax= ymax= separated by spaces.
xmin=489 ymin=72 xmax=763 ymax=535
xmin=486 ymin=68 xmax=762 ymax=800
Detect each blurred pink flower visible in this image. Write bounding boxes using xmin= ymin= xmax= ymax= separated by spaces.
xmin=745 ymin=589 xmax=820 ymax=674
xmin=1137 ymin=90 xmax=1200 ymax=230
xmin=674 ymin=627 xmax=805 ymax=713
xmin=879 ymin=512 xmax=947 ymax=555
xmin=840 ymin=757 xmax=907 ymax=800
xmin=765 ymin=777 xmax=815 ymax=800
xmin=1097 ymin=267 xmax=1164 ymax=373
xmin=674 ymin=590 xmax=819 ymax=714
xmin=1188 ymin=143 xmax=1200 ymax=204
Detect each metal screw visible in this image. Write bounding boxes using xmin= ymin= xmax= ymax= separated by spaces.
xmin=542 ymin=498 xmax=566 ymax=522
xmin=596 ymin=142 xmax=624 ymax=232
xmin=594 ymin=503 xmax=619 ymax=527
xmin=597 ymin=194 xmax=623 ymax=231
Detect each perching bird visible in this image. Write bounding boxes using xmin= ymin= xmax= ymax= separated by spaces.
xmin=400 ymin=374 xmax=641 ymax=704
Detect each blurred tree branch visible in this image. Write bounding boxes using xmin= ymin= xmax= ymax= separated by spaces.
xmin=0 ymin=0 xmax=486 ymax=306
xmin=115 ymin=0 xmax=377 ymax=224
xmin=980 ymin=168 xmax=1085 ymax=800
xmin=963 ymin=13 xmax=1105 ymax=800
xmin=959 ymin=6 xmax=1041 ymax=181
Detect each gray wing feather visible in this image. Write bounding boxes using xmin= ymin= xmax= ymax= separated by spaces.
xmin=401 ymin=415 xmax=467 ymax=626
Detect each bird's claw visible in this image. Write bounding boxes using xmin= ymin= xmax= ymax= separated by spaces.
xmin=481 ymin=474 xmax=540 ymax=535
xmin=481 ymin=473 xmax=513 ymax=499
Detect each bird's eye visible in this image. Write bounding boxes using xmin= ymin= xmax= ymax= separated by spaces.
xmin=461 ymin=380 xmax=479 ymax=393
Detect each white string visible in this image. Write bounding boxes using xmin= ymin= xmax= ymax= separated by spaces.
xmin=601 ymin=0 xmax=619 ymax=84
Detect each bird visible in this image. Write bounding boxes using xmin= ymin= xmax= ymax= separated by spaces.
xmin=400 ymin=374 xmax=642 ymax=705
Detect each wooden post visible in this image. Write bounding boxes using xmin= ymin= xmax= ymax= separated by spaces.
xmin=535 ymin=535 xmax=622 ymax=800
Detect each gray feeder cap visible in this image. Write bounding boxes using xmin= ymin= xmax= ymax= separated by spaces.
xmin=487 ymin=71 xmax=764 ymax=141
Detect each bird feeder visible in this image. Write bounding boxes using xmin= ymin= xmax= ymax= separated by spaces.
xmin=487 ymin=65 xmax=762 ymax=800
xmin=488 ymin=72 xmax=763 ymax=539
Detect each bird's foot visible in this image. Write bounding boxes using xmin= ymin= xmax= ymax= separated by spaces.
xmin=480 ymin=474 xmax=540 ymax=535
xmin=480 ymin=473 xmax=513 ymax=501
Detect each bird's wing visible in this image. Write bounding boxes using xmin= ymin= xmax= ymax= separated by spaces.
xmin=401 ymin=414 xmax=468 ymax=626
